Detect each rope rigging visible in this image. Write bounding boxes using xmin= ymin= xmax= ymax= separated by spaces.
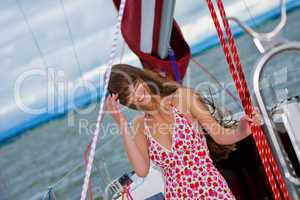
xmin=242 ymin=0 xmax=256 ymax=25
xmin=39 ymin=160 xmax=82 ymax=199
xmin=41 ymin=187 xmax=57 ymax=200
xmin=15 ymin=1 xmax=102 ymax=198
xmin=191 ymin=58 xmax=243 ymax=110
xmin=15 ymin=0 xmax=49 ymax=69
xmin=59 ymin=0 xmax=84 ymax=79
xmin=80 ymin=0 xmax=127 ymax=199
xmin=121 ymin=184 xmax=133 ymax=200
xmin=206 ymin=0 xmax=290 ymax=199
xmin=16 ymin=0 xmax=85 ymax=79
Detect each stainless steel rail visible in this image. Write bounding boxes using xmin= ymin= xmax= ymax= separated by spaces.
xmin=253 ymin=43 xmax=300 ymax=199
xmin=228 ymin=0 xmax=286 ymax=41
xmin=227 ymin=1 xmax=300 ymax=197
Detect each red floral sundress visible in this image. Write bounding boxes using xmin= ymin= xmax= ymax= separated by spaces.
xmin=144 ymin=104 xmax=236 ymax=200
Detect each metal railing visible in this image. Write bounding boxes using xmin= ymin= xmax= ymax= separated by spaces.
xmin=228 ymin=0 xmax=300 ymax=198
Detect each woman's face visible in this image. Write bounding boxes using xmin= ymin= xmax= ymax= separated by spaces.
xmin=127 ymin=80 xmax=152 ymax=109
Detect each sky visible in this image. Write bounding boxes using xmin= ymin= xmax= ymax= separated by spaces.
xmin=0 ymin=0 xmax=280 ymax=133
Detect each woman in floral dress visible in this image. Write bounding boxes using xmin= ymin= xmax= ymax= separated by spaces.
xmin=106 ymin=64 xmax=261 ymax=199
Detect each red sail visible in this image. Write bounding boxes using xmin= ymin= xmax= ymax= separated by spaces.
xmin=113 ymin=0 xmax=191 ymax=81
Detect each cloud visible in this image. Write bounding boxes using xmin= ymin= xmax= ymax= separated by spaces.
xmin=177 ymin=0 xmax=278 ymax=45
xmin=0 ymin=0 xmax=283 ymax=131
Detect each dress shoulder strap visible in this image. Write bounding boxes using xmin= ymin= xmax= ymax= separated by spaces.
xmin=143 ymin=114 xmax=151 ymax=138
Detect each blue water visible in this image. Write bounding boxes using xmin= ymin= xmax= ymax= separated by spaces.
xmin=0 ymin=7 xmax=300 ymax=200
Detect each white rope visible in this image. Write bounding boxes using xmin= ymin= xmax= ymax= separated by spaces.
xmin=79 ymin=0 xmax=127 ymax=199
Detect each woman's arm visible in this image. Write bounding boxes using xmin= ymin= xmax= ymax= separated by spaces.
xmin=106 ymin=94 xmax=150 ymax=177
xmin=180 ymin=87 xmax=256 ymax=145
xmin=125 ymin=116 xmax=150 ymax=177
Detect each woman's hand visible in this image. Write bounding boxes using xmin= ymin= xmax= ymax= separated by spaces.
xmin=239 ymin=107 xmax=264 ymax=136
xmin=106 ymin=93 xmax=151 ymax=176
xmin=105 ymin=93 xmax=128 ymax=127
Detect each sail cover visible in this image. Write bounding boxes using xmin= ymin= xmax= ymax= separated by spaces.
xmin=112 ymin=0 xmax=191 ymax=81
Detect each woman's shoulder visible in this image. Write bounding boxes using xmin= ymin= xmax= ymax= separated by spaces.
xmin=133 ymin=115 xmax=145 ymax=125
xmin=176 ymin=86 xmax=195 ymax=94
xmin=170 ymin=86 xmax=196 ymax=113
xmin=173 ymin=86 xmax=196 ymax=104
xmin=132 ymin=115 xmax=146 ymax=135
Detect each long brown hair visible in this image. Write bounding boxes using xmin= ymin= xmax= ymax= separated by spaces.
xmin=108 ymin=64 xmax=237 ymax=163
